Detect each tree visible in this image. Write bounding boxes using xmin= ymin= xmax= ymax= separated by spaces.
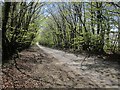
xmin=38 ymin=2 xmax=120 ymax=55
xmin=2 ymin=1 xmax=44 ymax=62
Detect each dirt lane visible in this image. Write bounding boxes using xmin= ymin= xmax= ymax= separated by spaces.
xmin=2 ymin=44 xmax=120 ymax=88
xmin=37 ymin=43 xmax=120 ymax=88
xmin=2 ymin=45 xmax=97 ymax=88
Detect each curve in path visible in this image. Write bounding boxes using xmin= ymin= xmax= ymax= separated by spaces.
xmin=36 ymin=43 xmax=119 ymax=88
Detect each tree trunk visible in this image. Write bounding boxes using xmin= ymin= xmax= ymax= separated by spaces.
xmin=2 ymin=2 xmax=11 ymax=61
xmin=91 ymin=2 xmax=94 ymax=34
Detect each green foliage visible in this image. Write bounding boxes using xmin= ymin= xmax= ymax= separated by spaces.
xmin=39 ymin=29 xmax=54 ymax=47
xmin=38 ymin=2 xmax=120 ymax=55
xmin=2 ymin=2 xmax=43 ymax=62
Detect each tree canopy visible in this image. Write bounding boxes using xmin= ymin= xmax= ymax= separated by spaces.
xmin=2 ymin=1 xmax=44 ymax=62
xmin=2 ymin=2 xmax=120 ymax=63
xmin=38 ymin=2 xmax=120 ymax=55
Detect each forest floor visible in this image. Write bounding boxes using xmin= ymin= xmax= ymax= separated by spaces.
xmin=2 ymin=44 xmax=120 ymax=89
